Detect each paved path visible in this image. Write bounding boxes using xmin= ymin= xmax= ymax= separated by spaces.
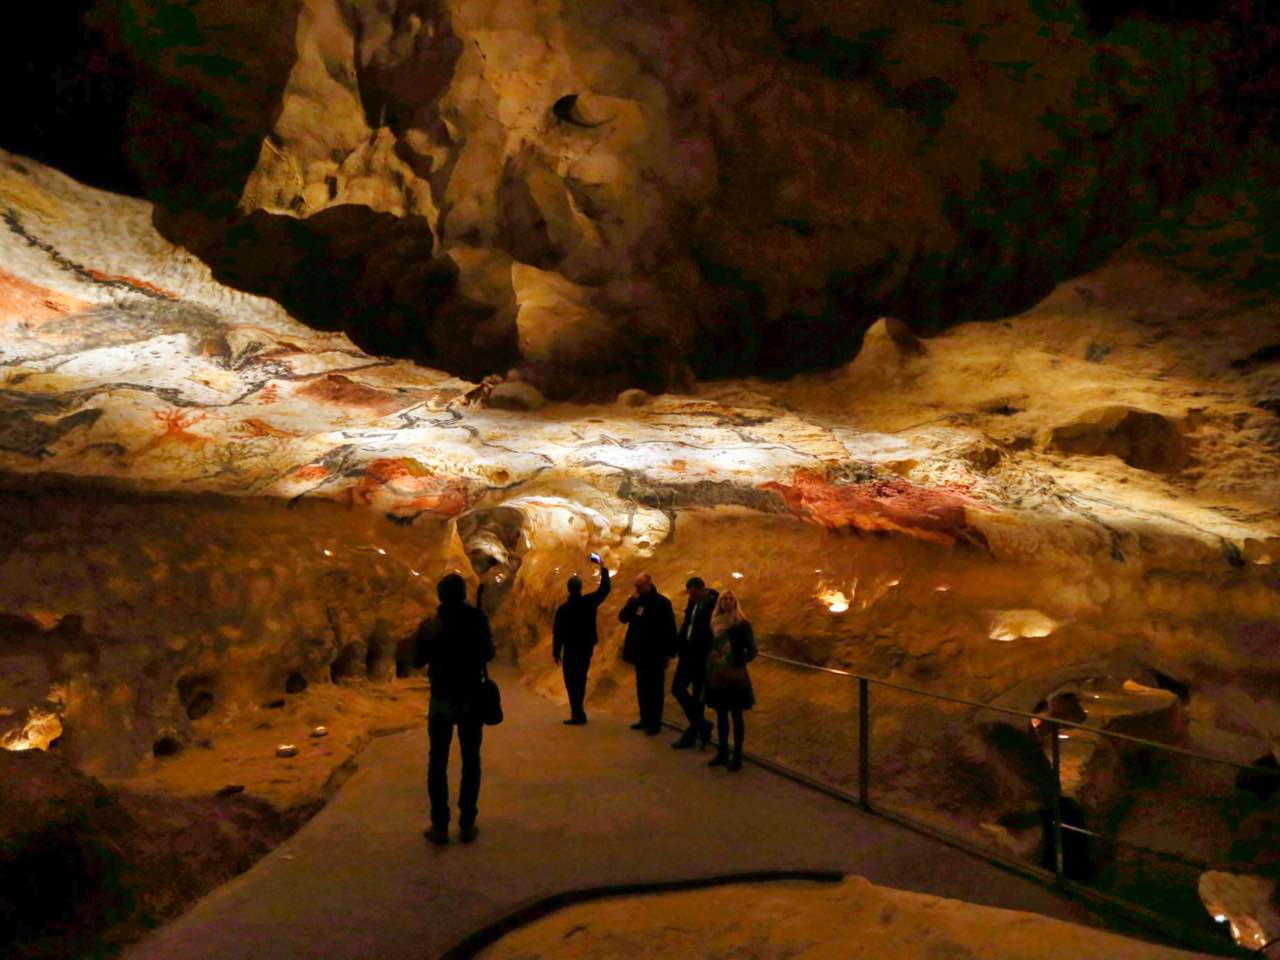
xmin=126 ymin=668 xmax=1117 ymax=960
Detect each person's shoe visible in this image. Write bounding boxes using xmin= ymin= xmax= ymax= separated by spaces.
xmin=563 ymin=717 xmax=587 ymax=726
xmin=708 ymin=751 xmax=729 ymax=767
xmin=459 ymin=824 xmax=479 ymax=844
xmin=645 ymin=726 xmax=663 ymax=736
xmin=629 ymin=721 xmax=647 ymax=730
xmin=671 ymin=732 xmax=697 ymax=749
xmin=423 ymin=826 xmax=449 ymax=845
xmin=727 ymin=756 xmax=743 ymax=773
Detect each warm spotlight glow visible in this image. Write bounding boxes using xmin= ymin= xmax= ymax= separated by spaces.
xmin=988 ymin=609 xmax=1059 ymax=641
xmin=410 ymin=569 xmax=420 ymax=577
xmin=323 ymin=548 xmax=333 ymax=557
xmin=731 ymin=571 xmax=744 ymax=580
xmin=376 ymin=547 xmax=386 ymax=555
xmin=1 ymin=709 xmax=63 ymax=751
xmin=817 ymin=586 xmax=850 ymax=614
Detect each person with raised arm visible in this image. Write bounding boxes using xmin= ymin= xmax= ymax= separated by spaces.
xmin=552 ymin=553 xmax=612 ymax=725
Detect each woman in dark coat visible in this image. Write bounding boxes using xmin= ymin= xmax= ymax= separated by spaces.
xmin=704 ymin=591 xmax=757 ymax=772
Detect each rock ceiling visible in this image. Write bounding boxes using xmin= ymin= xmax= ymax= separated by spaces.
xmin=84 ymin=0 xmax=1247 ymax=396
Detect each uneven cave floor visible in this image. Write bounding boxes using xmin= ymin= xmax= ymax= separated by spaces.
xmin=479 ymin=876 xmax=1207 ymax=960
xmin=111 ymin=677 xmax=431 ymax=812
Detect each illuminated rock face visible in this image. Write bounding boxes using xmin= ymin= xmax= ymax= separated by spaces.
xmin=1 ymin=150 xmax=1278 ymax=784
xmin=100 ymin=0 xmax=1228 ymax=394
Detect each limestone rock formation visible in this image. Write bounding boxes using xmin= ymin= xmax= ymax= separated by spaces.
xmin=0 ymin=748 xmax=291 ymax=959
xmin=1 ymin=141 xmax=1279 ymax=951
xmin=1047 ymin=406 xmax=1190 ymax=474
xmin=479 ymin=875 xmax=1210 ymax=960
xmin=82 ymin=0 xmax=1241 ymax=394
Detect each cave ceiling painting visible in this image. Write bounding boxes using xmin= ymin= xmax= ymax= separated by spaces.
xmin=3 ymin=149 xmax=1277 ymax=572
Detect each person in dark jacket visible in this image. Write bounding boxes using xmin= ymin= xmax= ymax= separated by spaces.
xmin=618 ymin=573 xmax=677 ymax=735
xmin=671 ymin=577 xmax=718 ymax=749
xmin=552 ymin=553 xmax=611 ymax=725
xmin=413 ymin=573 xmax=495 ymax=844
xmin=704 ymin=590 xmax=757 ymax=772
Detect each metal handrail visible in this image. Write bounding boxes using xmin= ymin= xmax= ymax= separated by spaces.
xmin=750 ymin=648 xmax=1279 ymax=956
xmin=755 ymin=651 xmax=1279 ymax=777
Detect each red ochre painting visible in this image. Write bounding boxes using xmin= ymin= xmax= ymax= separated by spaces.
xmin=762 ymin=468 xmax=991 ymax=549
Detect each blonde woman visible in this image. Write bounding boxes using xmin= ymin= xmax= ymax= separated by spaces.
xmin=704 ymin=591 xmax=757 ymax=772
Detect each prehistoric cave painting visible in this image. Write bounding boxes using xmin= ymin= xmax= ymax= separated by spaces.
xmin=343 ymin=457 xmax=469 ymax=518
xmin=234 ymin=417 xmax=300 ymax=440
xmin=0 ymin=268 xmax=92 ymax=328
xmin=81 ymin=270 xmax=175 ymax=300
xmin=296 ymin=373 xmax=413 ymax=416
xmin=0 ymin=397 xmax=102 ymax=460
xmin=5 ymin=299 xmax=230 ymax=368
xmin=619 ymin=472 xmax=789 ymax=517
xmin=2 ymin=210 xmax=175 ymax=303
xmin=761 ymin=467 xmax=992 ymax=550
xmin=145 ymin=409 xmax=209 ymax=447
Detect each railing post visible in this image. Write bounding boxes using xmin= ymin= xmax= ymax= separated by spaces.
xmin=1050 ymin=720 xmax=1065 ymax=884
xmin=858 ymin=676 xmax=870 ymax=811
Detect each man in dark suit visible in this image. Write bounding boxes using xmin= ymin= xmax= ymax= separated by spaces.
xmin=618 ymin=573 xmax=677 ymax=735
xmin=552 ymin=554 xmax=612 ymax=725
xmin=414 ymin=573 xmax=495 ymax=845
xmin=670 ymin=576 xmax=718 ymax=749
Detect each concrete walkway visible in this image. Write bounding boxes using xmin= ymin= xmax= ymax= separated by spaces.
xmin=126 ymin=668 xmax=1117 ymax=960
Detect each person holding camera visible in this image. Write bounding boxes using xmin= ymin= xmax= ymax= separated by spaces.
xmin=618 ymin=573 xmax=678 ymax=735
xmin=413 ymin=572 xmax=495 ymax=845
xmin=552 ymin=553 xmax=612 ymax=725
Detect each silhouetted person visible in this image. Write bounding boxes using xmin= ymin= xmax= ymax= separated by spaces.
xmin=413 ymin=572 xmax=495 ymax=845
xmin=552 ymin=553 xmax=612 ymax=725
xmin=705 ymin=591 xmax=756 ymax=772
xmin=618 ymin=573 xmax=677 ymax=735
xmin=671 ymin=576 xmax=718 ymax=749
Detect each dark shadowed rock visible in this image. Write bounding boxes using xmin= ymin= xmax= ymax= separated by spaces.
xmin=1047 ymin=406 xmax=1189 ymax=473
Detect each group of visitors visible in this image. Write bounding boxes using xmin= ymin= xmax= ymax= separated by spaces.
xmin=411 ymin=557 xmax=758 ymax=844
xmin=609 ymin=569 xmax=757 ymax=771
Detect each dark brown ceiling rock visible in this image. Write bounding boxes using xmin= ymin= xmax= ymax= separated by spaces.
xmin=98 ymin=0 xmax=1238 ymax=394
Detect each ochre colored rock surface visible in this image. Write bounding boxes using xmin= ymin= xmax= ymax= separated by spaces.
xmin=96 ymin=0 xmax=1235 ymax=393
xmin=1 ymin=150 xmax=1278 ymax=952
xmin=480 ymin=876 xmax=1210 ymax=960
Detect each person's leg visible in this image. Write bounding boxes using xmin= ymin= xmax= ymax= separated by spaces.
xmin=563 ymin=653 xmax=587 ymax=721
xmin=644 ymin=661 xmax=666 ymax=732
xmin=573 ymin=653 xmax=591 ymax=720
xmin=562 ymin=655 xmax=576 ymax=716
xmin=631 ymin=664 xmax=647 ymax=728
xmin=427 ymin=715 xmax=454 ymax=831
xmin=728 ymin=709 xmax=745 ymax=772
xmin=709 ymin=707 xmax=730 ymax=765
xmin=457 ymin=719 xmax=484 ymax=835
xmin=657 ymin=661 xmax=668 ymax=728
xmin=671 ymin=658 xmax=698 ymax=745
xmin=690 ymin=662 xmax=711 ymax=744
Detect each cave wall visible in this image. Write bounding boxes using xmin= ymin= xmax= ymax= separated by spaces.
xmin=0 ymin=142 xmax=1276 ymax=816
xmin=88 ymin=0 xmax=1240 ymax=395
xmin=0 ymin=484 xmax=460 ymax=775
